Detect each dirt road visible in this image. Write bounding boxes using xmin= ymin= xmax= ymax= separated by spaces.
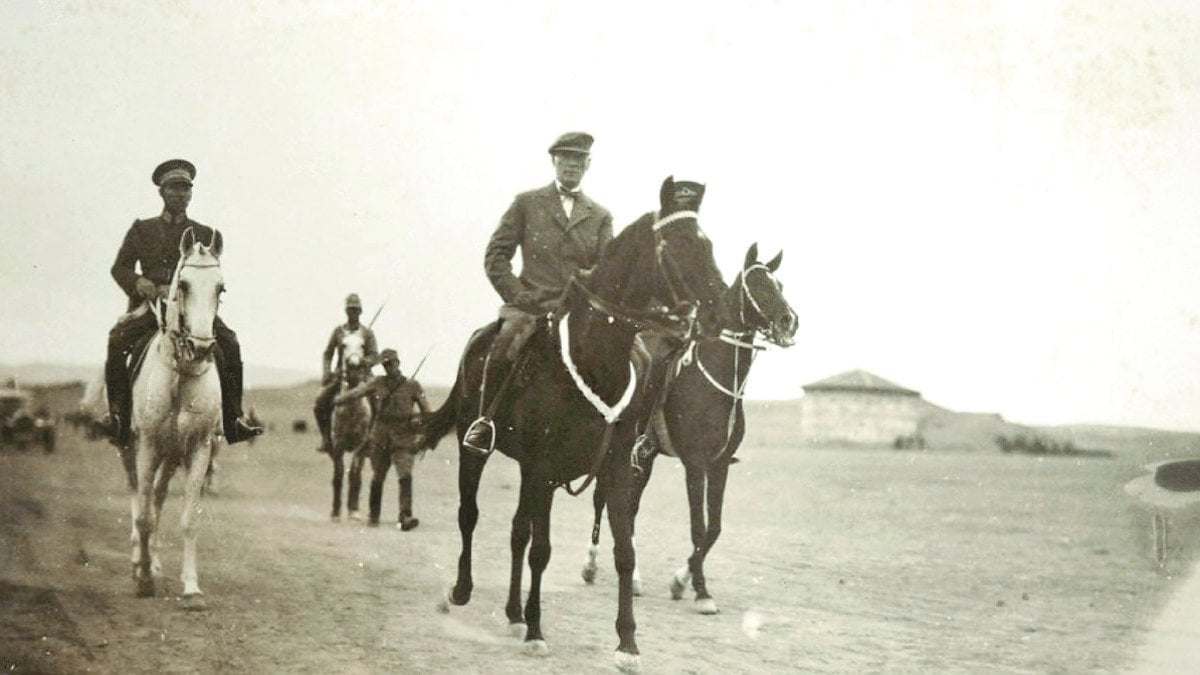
xmin=0 ymin=425 xmax=1185 ymax=673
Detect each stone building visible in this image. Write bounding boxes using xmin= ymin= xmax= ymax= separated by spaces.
xmin=798 ymin=369 xmax=935 ymax=446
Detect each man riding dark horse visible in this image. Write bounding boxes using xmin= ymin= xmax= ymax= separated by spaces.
xmin=462 ymin=131 xmax=614 ymax=452
xmin=103 ymin=159 xmax=263 ymax=446
xmin=313 ymin=293 xmax=379 ymax=454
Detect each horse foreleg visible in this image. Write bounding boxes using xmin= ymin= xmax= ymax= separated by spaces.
xmin=132 ymin=443 xmax=159 ymax=597
xmin=671 ymin=463 xmax=707 ymax=603
xmin=690 ymin=461 xmax=729 ymax=615
xmin=348 ymin=445 xmax=367 ymax=519
xmin=606 ymin=468 xmax=641 ymax=671
xmin=505 ymin=472 xmax=535 ymax=635
xmin=179 ymin=439 xmax=212 ymax=609
xmin=331 ymin=451 xmax=345 ymax=520
xmin=522 ymin=483 xmax=554 ymax=655
xmin=150 ymin=457 xmax=180 ymax=577
xmin=442 ymin=448 xmax=487 ymax=611
xmin=582 ymin=481 xmax=605 ymax=584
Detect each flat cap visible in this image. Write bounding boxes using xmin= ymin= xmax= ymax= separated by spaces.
xmin=152 ymin=159 xmax=196 ymax=186
xmin=379 ymin=348 xmax=400 ymax=364
xmin=345 ymin=293 xmax=362 ymax=309
xmin=548 ymin=131 xmax=594 ymax=156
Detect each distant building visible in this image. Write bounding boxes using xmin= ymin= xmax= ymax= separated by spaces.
xmin=798 ymin=369 xmax=934 ymax=446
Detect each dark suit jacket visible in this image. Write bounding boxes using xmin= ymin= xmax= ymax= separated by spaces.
xmin=484 ymin=183 xmax=613 ymax=310
xmin=111 ymin=214 xmax=221 ymax=311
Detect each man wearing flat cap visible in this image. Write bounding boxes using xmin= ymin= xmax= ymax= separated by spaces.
xmin=103 ymin=159 xmax=262 ymax=446
xmin=335 ymin=348 xmax=430 ymax=530
xmin=313 ymin=293 xmax=379 ymax=453
xmin=463 ymin=131 xmax=613 ymax=452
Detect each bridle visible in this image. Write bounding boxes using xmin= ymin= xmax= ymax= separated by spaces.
xmin=152 ymin=256 xmax=221 ymax=366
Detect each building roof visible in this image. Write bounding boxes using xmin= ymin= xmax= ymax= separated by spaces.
xmin=802 ymin=369 xmax=920 ymax=397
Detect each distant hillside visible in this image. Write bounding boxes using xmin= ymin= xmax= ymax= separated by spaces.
xmin=0 ymin=361 xmax=310 ymax=390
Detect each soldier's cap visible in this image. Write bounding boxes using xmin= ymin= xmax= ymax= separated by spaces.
xmin=152 ymin=159 xmax=196 ymax=186
xmin=380 ymin=348 xmax=400 ymax=364
xmin=345 ymin=293 xmax=362 ymax=309
xmin=548 ymin=131 xmax=594 ymax=156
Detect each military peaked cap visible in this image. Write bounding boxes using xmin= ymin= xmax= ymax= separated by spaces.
xmin=380 ymin=348 xmax=399 ymax=364
xmin=152 ymin=159 xmax=196 ymax=186
xmin=345 ymin=293 xmax=362 ymax=309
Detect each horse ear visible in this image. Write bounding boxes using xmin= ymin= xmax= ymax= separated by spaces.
xmin=744 ymin=243 xmax=759 ymax=270
xmin=209 ymin=229 xmax=223 ymax=258
xmin=766 ymin=250 xmax=783 ymax=272
xmin=659 ymin=175 xmax=675 ymax=210
xmin=179 ymin=227 xmax=196 ymax=257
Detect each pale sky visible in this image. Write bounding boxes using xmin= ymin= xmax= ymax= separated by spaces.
xmin=1 ymin=1 xmax=1198 ymax=431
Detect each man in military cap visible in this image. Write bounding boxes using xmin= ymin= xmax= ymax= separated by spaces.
xmin=103 ymin=159 xmax=262 ymax=446
xmin=313 ymin=293 xmax=379 ymax=453
xmin=335 ymin=348 xmax=429 ymax=530
xmin=463 ymin=131 xmax=614 ymax=452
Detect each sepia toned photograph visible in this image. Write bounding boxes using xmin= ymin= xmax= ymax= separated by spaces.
xmin=2 ymin=2 xmax=1198 ymax=672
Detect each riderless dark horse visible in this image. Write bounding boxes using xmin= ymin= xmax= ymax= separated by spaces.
xmin=420 ymin=177 xmax=726 ymax=673
xmin=582 ymin=243 xmax=798 ymax=616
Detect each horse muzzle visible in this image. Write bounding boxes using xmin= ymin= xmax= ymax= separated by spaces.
xmin=183 ymin=335 xmax=217 ymax=361
xmin=768 ymin=311 xmax=799 ymax=348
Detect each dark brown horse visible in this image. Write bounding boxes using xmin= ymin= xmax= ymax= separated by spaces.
xmin=419 ymin=177 xmax=726 ymax=672
xmin=581 ymin=243 xmax=797 ymax=616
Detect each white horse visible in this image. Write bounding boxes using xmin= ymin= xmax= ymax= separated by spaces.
xmin=127 ymin=227 xmax=225 ymax=610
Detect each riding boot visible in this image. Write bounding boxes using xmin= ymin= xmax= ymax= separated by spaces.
xmin=216 ymin=352 xmax=262 ymax=445
xmin=368 ymin=480 xmax=384 ymax=525
xmin=103 ymin=350 xmax=132 ymax=447
xmin=398 ymin=475 xmax=418 ymax=531
xmin=313 ymin=392 xmax=334 ymax=453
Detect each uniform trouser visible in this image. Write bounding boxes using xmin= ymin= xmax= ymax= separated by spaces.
xmin=367 ymin=437 xmax=418 ymax=523
xmin=105 ymin=311 xmax=246 ymax=437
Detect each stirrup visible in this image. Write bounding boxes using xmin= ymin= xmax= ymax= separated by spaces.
xmin=462 ymin=417 xmax=496 ymax=456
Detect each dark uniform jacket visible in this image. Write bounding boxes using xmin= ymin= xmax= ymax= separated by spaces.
xmin=111 ymin=213 xmax=222 ymax=311
xmin=484 ymin=183 xmax=613 ymax=310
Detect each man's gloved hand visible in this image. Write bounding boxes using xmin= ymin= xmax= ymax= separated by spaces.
xmin=135 ymin=277 xmax=159 ymax=300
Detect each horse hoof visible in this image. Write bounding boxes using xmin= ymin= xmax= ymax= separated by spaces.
xmin=508 ymin=622 xmax=527 ymax=639
xmin=632 ymin=577 xmax=643 ymax=597
xmin=581 ymin=565 xmax=597 ymax=584
xmin=182 ymin=594 xmax=207 ymax=611
xmin=523 ymin=639 xmax=549 ymax=656
xmin=136 ymin=576 xmax=155 ymax=598
xmin=615 ymin=650 xmax=642 ymax=673
xmin=348 ymin=511 xmax=363 ymax=521
xmin=330 ymin=514 xmax=341 ymax=522
xmin=696 ymin=597 xmax=719 ymax=615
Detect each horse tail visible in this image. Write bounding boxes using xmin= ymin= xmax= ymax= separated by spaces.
xmin=420 ymin=372 xmax=462 ymax=449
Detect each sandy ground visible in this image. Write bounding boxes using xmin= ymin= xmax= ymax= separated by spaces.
xmin=0 ymin=424 xmax=1190 ymax=674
